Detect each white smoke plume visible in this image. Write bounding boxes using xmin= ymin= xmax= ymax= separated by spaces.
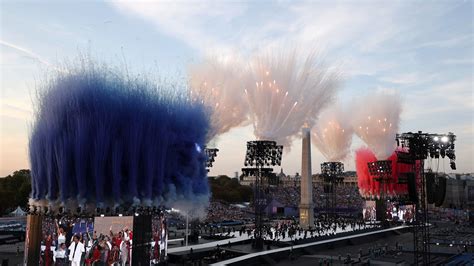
xmin=243 ymin=48 xmax=341 ymax=147
xmin=351 ymin=90 xmax=402 ymax=160
xmin=188 ymin=56 xmax=249 ymax=141
xmin=312 ymin=103 xmax=353 ymax=162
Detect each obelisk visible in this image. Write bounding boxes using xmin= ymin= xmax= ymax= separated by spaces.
xmin=299 ymin=126 xmax=314 ymax=229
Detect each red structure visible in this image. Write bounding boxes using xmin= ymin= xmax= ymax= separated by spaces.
xmin=356 ymin=147 xmax=410 ymax=199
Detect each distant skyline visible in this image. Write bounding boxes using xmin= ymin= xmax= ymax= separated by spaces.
xmin=1 ymin=1 xmax=473 ymax=177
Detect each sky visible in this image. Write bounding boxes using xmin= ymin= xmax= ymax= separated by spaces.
xmin=0 ymin=0 xmax=473 ymax=178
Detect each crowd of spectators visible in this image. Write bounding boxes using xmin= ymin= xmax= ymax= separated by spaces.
xmin=265 ymin=184 xmax=364 ymax=210
xmin=39 ymin=216 xmax=132 ymax=265
xmin=203 ymin=184 xmax=366 ymax=223
xmin=314 ymin=185 xmax=365 ymax=210
xmin=430 ymin=207 xmax=470 ymax=223
xmin=205 ymin=201 xmax=253 ymax=223
xmin=267 ymin=186 xmax=299 ymax=207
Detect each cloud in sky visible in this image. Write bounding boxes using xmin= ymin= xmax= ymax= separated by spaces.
xmin=110 ymin=0 xmax=473 ymax=175
xmin=0 ymin=39 xmax=52 ymax=67
xmin=111 ymin=1 xmax=247 ymax=54
xmin=0 ymin=1 xmax=472 ymax=176
xmin=110 ymin=1 xmax=470 ymax=57
xmin=111 ymin=1 xmax=402 ymax=55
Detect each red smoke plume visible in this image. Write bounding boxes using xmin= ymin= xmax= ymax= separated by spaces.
xmin=356 ymin=147 xmax=410 ymax=199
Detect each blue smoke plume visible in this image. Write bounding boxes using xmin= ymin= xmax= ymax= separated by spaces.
xmin=29 ymin=63 xmax=210 ymax=215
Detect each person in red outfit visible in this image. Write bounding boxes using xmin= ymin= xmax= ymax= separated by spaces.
xmin=109 ymin=226 xmax=123 ymax=248
xmin=86 ymin=244 xmax=101 ymax=266
xmin=153 ymin=232 xmax=160 ymax=262
xmin=108 ymin=242 xmax=120 ymax=265
xmin=43 ymin=234 xmax=53 ymax=266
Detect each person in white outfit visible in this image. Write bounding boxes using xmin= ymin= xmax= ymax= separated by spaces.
xmin=55 ymin=219 xmax=66 ymax=248
xmin=120 ymin=239 xmax=129 ymax=265
xmin=54 ymin=243 xmax=67 ymax=266
xmin=68 ymin=235 xmax=85 ymax=266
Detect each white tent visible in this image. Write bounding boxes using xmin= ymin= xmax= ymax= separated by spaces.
xmin=9 ymin=206 xmax=26 ymax=216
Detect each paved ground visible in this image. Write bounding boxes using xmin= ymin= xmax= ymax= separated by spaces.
xmin=0 ymin=242 xmax=24 ymax=266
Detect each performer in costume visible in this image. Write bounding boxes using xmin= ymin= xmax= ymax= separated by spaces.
xmin=43 ymin=234 xmax=53 ymax=266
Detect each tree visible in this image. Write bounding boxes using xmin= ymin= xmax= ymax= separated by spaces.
xmin=208 ymin=175 xmax=252 ymax=203
xmin=0 ymin=169 xmax=31 ymax=215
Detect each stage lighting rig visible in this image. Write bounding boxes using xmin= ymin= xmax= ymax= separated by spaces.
xmin=241 ymin=167 xmax=274 ymax=177
xmin=243 ymin=140 xmax=283 ymax=167
xmin=204 ymin=147 xmax=219 ymax=169
xmin=241 ymin=140 xmax=283 ymax=250
xmin=395 ymin=131 xmax=457 ymax=265
xmin=367 ymin=160 xmax=392 ymax=178
xmin=321 ymin=162 xmax=344 ymax=183
xmin=367 ymin=160 xmax=393 ymax=200
xmin=320 ymin=162 xmax=344 ymax=220
xmin=396 ymin=131 xmax=456 ymax=169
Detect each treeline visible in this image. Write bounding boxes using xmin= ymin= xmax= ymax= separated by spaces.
xmin=0 ymin=170 xmax=251 ymax=215
xmin=0 ymin=169 xmax=31 ymax=214
xmin=209 ymin=175 xmax=252 ymax=203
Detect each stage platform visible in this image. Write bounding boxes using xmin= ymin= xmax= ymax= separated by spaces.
xmin=211 ymin=225 xmax=410 ymax=265
xmin=167 ymin=222 xmax=374 ymax=254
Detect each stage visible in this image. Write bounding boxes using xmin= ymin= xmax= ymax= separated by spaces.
xmin=167 ymin=222 xmax=376 ymax=254
xmin=211 ymin=225 xmax=410 ymax=265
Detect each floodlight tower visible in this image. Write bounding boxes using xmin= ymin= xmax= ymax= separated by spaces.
xmin=204 ymin=148 xmax=219 ymax=171
xmin=367 ymin=160 xmax=393 ymax=224
xmin=187 ymin=147 xmax=219 ymax=244
xmin=242 ymin=140 xmax=283 ymax=250
xmin=320 ymin=162 xmax=344 ymax=221
xmin=367 ymin=160 xmax=393 ymax=199
xmin=396 ymin=131 xmax=456 ymax=265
